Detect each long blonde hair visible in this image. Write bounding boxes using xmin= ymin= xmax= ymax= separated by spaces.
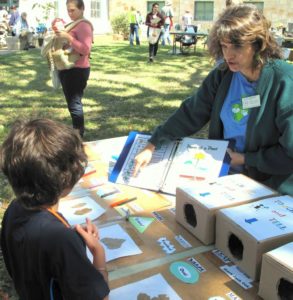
xmin=208 ymin=4 xmax=282 ymax=69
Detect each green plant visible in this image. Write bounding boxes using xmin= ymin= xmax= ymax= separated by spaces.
xmin=32 ymin=2 xmax=56 ymax=24
xmin=110 ymin=13 xmax=129 ymax=40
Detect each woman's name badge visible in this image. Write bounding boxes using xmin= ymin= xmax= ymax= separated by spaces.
xmin=242 ymin=95 xmax=261 ymax=109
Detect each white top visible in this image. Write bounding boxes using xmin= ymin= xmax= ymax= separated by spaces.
xmin=180 ymin=174 xmax=275 ymax=209
xmin=182 ymin=13 xmax=193 ymax=26
xmin=220 ymin=195 xmax=293 ymax=241
xmin=266 ymin=242 xmax=293 ymax=269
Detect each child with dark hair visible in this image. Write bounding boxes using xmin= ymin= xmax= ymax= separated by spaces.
xmin=0 ymin=118 xmax=109 ymax=300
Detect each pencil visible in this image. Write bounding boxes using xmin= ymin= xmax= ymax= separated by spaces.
xmin=83 ymin=169 xmax=96 ymax=177
xmin=100 ymin=190 xmax=119 ymax=198
xmin=110 ymin=197 xmax=137 ymax=208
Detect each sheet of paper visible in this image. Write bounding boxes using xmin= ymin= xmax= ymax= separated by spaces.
xmin=99 ymin=224 xmax=142 ymax=262
xmin=58 ymin=196 xmax=105 ymax=226
xmin=83 ymin=136 xmax=127 ymax=162
xmin=67 ymin=184 xmax=90 ymax=199
xmin=162 ymin=138 xmax=229 ymax=194
xmin=109 ymin=273 xmax=182 ymax=300
xmin=115 ymin=133 xmax=175 ymax=191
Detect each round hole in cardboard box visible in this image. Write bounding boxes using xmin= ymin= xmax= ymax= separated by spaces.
xmin=278 ymin=278 xmax=293 ymax=299
xmin=228 ymin=233 xmax=243 ymax=260
xmin=184 ymin=203 xmax=197 ymax=227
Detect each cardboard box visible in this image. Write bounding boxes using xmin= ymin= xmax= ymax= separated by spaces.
xmin=175 ymin=174 xmax=276 ymax=245
xmin=215 ymin=195 xmax=293 ymax=280
xmin=258 ymin=242 xmax=293 ymax=300
xmin=6 ymin=36 xmax=20 ymax=50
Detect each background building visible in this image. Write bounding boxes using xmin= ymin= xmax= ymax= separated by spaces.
xmin=1 ymin=0 xmax=292 ymax=34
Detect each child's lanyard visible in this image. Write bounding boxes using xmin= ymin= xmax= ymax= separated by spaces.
xmin=47 ymin=208 xmax=70 ymax=228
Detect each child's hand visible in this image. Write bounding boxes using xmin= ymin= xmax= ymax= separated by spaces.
xmin=75 ymin=218 xmax=107 ymax=279
xmin=75 ymin=218 xmax=102 ymax=254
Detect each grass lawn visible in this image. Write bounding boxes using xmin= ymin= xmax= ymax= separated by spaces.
xmin=0 ymin=34 xmax=212 ymax=298
xmin=0 ymin=35 xmax=212 ymax=211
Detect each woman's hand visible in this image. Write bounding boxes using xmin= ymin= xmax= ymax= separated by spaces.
xmin=133 ymin=142 xmax=155 ymax=176
xmin=55 ymin=30 xmax=72 ymax=43
xmin=227 ymin=148 xmax=245 ymax=166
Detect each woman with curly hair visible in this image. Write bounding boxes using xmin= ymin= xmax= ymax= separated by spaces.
xmin=134 ymin=4 xmax=293 ymax=196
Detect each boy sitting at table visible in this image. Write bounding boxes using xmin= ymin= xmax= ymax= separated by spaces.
xmin=0 ymin=118 xmax=109 ymax=300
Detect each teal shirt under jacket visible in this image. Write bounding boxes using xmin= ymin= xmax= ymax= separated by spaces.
xmin=149 ymin=59 xmax=293 ymax=196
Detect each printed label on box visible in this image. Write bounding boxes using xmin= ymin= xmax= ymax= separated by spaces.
xmin=181 ymin=174 xmax=274 ymax=209
xmin=221 ymin=195 xmax=293 ymax=240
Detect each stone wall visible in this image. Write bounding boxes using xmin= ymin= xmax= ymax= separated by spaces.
xmin=109 ymin=0 xmax=293 ymax=32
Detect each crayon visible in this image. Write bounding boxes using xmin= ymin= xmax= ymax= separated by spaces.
xmin=110 ymin=197 xmax=137 ymax=208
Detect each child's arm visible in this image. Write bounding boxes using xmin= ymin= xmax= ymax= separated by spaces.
xmin=75 ymin=218 xmax=108 ymax=284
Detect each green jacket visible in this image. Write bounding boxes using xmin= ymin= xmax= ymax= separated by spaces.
xmin=149 ymin=60 xmax=293 ymax=196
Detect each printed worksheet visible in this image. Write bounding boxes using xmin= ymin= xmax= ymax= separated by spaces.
xmin=111 ymin=133 xmax=175 ymax=191
xmin=162 ymin=138 xmax=229 ymax=194
xmin=110 ymin=273 xmax=182 ymax=300
xmin=100 ymin=223 xmax=142 ymax=262
xmin=58 ymin=196 xmax=105 ymax=226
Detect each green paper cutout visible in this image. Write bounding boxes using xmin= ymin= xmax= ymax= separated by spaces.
xmin=129 ymin=216 xmax=155 ymax=233
xmin=169 ymin=261 xmax=199 ymax=284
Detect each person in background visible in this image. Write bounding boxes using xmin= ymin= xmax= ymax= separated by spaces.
xmin=129 ymin=6 xmax=140 ymax=46
xmin=134 ymin=4 xmax=293 ymax=197
xmin=0 ymin=6 xmax=8 ymax=23
xmin=161 ymin=0 xmax=174 ymax=46
xmin=181 ymin=9 xmax=193 ymax=30
xmin=0 ymin=20 xmax=8 ymax=47
xmin=13 ymin=12 xmax=35 ymax=50
xmin=54 ymin=0 xmax=93 ymax=137
xmin=8 ymin=5 xmax=19 ymax=35
xmin=0 ymin=118 xmax=109 ymax=300
xmin=225 ymin=0 xmax=234 ymax=7
xmin=136 ymin=10 xmax=143 ymax=25
xmin=145 ymin=2 xmax=164 ymax=63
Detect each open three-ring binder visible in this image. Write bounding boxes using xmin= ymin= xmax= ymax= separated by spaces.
xmin=110 ymin=131 xmax=231 ymax=195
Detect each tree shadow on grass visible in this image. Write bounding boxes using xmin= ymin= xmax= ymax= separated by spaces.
xmin=0 ymin=40 xmax=213 ymax=142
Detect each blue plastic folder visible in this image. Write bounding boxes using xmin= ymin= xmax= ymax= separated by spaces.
xmin=110 ymin=131 xmax=231 ymax=195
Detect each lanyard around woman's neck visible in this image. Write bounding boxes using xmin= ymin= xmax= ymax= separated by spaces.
xmin=47 ymin=208 xmax=70 ymax=228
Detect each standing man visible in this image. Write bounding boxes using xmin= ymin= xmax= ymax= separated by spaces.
xmin=14 ymin=12 xmax=35 ymax=50
xmin=182 ymin=9 xmax=193 ymax=30
xmin=129 ymin=6 xmax=140 ymax=46
xmin=0 ymin=6 xmax=8 ymax=23
xmin=161 ymin=1 xmax=173 ymax=46
xmin=8 ymin=5 xmax=19 ymax=35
